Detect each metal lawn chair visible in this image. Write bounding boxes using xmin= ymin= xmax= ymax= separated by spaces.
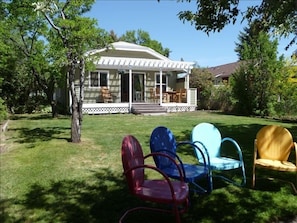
xmin=120 ymin=135 xmax=189 ymax=223
xmin=191 ymin=122 xmax=246 ymax=187
xmin=150 ymin=126 xmax=212 ymax=194
xmin=252 ymin=125 xmax=297 ymax=194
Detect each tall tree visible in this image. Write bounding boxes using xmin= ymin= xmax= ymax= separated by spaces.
xmin=231 ymin=31 xmax=284 ymax=116
xmin=0 ymin=0 xmax=57 ymax=114
xmin=177 ymin=0 xmax=296 ymax=50
xmin=120 ymin=29 xmax=171 ymax=57
xmin=33 ymin=0 xmax=111 ymax=143
xmin=235 ymin=20 xmax=265 ymax=60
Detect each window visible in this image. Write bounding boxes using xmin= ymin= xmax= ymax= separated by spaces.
xmin=90 ymin=71 xmax=108 ymax=87
xmin=155 ymin=73 xmax=167 ymax=92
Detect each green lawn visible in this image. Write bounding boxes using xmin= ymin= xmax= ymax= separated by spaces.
xmin=1 ymin=111 xmax=297 ymax=223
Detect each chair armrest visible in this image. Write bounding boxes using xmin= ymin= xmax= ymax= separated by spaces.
xmin=293 ymin=142 xmax=297 ymax=166
xmin=221 ymin=137 xmax=244 ymax=161
xmin=254 ymin=139 xmax=258 ymax=162
xmin=145 ymin=152 xmax=185 ymax=181
xmin=124 ymin=164 xmax=178 ymax=200
xmin=185 ymin=140 xmax=211 ymax=171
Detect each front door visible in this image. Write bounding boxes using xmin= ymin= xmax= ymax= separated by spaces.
xmin=121 ymin=73 xmax=129 ymax=102
xmin=121 ymin=73 xmax=144 ymax=102
xmin=133 ymin=73 xmax=144 ymax=102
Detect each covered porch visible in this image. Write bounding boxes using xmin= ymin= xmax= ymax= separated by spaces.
xmin=81 ymin=43 xmax=196 ymax=114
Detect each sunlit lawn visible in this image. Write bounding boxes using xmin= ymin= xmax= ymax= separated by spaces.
xmin=1 ymin=111 xmax=296 ymax=223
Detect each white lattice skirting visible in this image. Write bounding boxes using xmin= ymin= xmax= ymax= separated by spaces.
xmin=82 ymin=103 xmax=197 ymax=115
xmin=83 ymin=103 xmax=129 ymax=114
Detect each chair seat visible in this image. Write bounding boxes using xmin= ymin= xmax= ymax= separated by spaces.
xmin=255 ymin=159 xmax=297 ymax=172
xmin=136 ymin=180 xmax=189 ymax=204
xmin=163 ymin=164 xmax=208 ymax=182
xmin=200 ymin=157 xmax=242 ymax=170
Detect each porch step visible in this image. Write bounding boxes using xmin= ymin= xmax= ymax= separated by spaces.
xmin=131 ymin=103 xmax=167 ymax=115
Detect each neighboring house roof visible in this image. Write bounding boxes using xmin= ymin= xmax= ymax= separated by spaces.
xmin=206 ymin=61 xmax=243 ymax=78
xmin=177 ymin=73 xmax=187 ymax=79
xmin=86 ymin=41 xmax=194 ymax=72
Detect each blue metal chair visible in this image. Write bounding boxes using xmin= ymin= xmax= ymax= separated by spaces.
xmin=150 ymin=126 xmax=212 ymax=194
xmin=191 ymin=122 xmax=246 ymax=187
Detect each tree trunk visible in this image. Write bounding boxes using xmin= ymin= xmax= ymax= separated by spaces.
xmin=51 ymin=100 xmax=57 ymax=118
xmin=69 ymin=62 xmax=81 ymax=143
xmin=78 ymin=58 xmax=85 ymax=128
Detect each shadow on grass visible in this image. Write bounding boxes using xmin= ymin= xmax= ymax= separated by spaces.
xmin=2 ymin=116 xmax=296 ymax=223
xmin=1 ymin=169 xmax=297 ymax=223
xmin=10 ymin=114 xmax=70 ymax=121
xmin=1 ymin=168 xmax=128 ymax=223
xmin=0 ymin=168 xmax=183 ymax=223
xmin=8 ymin=126 xmax=71 ymax=145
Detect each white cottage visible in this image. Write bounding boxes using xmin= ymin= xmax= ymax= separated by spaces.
xmin=61 ymin=41 xmax=197 ymax=114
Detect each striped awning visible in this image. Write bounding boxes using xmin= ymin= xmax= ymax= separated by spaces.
xmin=93 ymin=56 xmax=194 ymax=71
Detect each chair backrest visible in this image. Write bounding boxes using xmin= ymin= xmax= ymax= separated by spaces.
xmin=191 ymin=123 xmax=222 ymax=158
xmin=180 ymin=89 xmax=186 ymax=97
xmin=150 ymin=88 xmax=155 ymax=98
xmin=101 ymin=86 xmax=112 ymax=97
xmin=150 ymin=126 xmax=177 ymax=169
xmin=155 ymin=87 xmax=160 ymax=95
xmin=121 ymin=135 xmax=145 ymax=193
xmin=256 ymin=125 xmax=294 ymax=161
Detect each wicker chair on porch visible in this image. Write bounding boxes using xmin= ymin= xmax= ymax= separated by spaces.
xmin=100 ymin=86 xmax=113 ymax=103
xmin=175 ymin=89 xmax=187 ymax=103
xmin=150 ymin=88 xmax=168 ymax=103
xmin=150 ymin=88 xmax=158 ymax=103
xmin=156 ymin=88 xmax=168 ymax=103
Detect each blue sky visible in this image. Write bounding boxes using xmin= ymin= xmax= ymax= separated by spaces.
xmin=86 ymin=0 xmax=294 ymax=67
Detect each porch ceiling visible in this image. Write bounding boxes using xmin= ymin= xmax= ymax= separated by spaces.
xmin=94 ymin=56 xmax=194 ymax=72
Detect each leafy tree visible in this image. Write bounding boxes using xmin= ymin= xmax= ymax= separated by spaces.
xmin=33 ymin=0 xmax=111 ymax=143
xmin=0 ymin=0 xmax=55 ymax=114
xmin=235 ymin=20 xmax=265 ymax=60
xmin=120 ymin=29 xmax=171 ymax=57
xmin=0 ymin=76 xmax=7 ymax=122
xmin=109 ymin=30 xmax=119 ymax=42
xmin=177 ymin=0 xmax=296 ymax=50
xmin=231 ymin=31 xmax=284 ymax=116
xmin=274 ymin=58 xmax=297 ymax=117
xmin=189 ymin=68 xmax=214 ymax=109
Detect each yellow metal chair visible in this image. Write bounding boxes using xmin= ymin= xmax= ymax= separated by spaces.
xmin=252 ymin=125 xmax=297 ymax=193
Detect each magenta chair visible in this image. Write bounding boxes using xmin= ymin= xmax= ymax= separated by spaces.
xmin=120 ymin=135 xmax=189 ymax=223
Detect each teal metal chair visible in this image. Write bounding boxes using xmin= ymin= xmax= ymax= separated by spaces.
xmin=191 ymin=122 xmax=246 ymax=187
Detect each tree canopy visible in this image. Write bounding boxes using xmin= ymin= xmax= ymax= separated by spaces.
xmin=177 ymin=0 xmax=296 ymax=49
xmin=231 ymin=30 xmax=284 ymax=116
xmin=109 ymin=29 xmax=171 ymax=57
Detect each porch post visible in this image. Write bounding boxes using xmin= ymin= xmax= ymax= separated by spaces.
xmin=186 ymin=69 xmax=190 ymax=104
xmin=159 ymin=69 xmax=163 ymax=105
xmin=129 ymin=68 xmax=132 ymax=112
xmin=185 ymin=69 xmax=189 ymax=89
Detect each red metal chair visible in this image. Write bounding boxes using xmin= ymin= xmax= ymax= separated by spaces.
xmin=120 ymin=135 xmax=189 ymax=223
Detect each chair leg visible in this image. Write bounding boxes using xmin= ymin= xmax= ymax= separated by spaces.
xmin=119 ymin=203 xmax=188 ymax=223
xmin=252 ymin=165 xmax=256 ymax=188
xmin=174 ymin=205 xmax=181 ymax=223
xmin=241 ymin=165 xmax=247 ymax=186
xmin=214 ymin=166 xmax=246 ymax=187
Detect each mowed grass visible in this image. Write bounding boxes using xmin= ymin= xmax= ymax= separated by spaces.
xmin=1 ymin=111 xmax=297 ymax=223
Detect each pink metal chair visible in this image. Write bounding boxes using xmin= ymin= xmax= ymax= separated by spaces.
xmin=120 ymin=135 xmax=189 ymax=223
